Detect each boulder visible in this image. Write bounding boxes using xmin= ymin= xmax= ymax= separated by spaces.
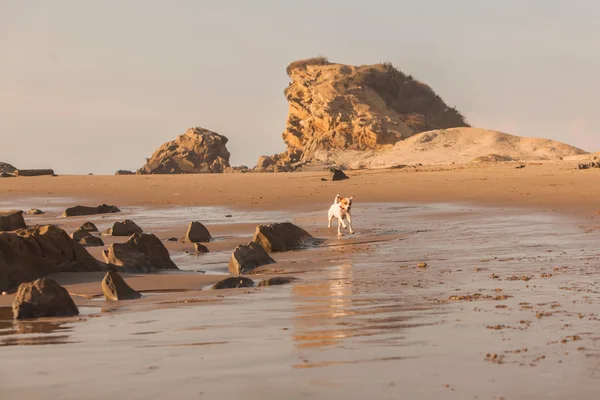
xmin=211 ymin=276 xmax=255 ymax=290
xmin=62 ymin=204 xmax=121 ymax=217
xmin=138 ymin=127 xmax=231 ymax=174
xmin=14 ymin=169 xmax=55 ymax=177
xmin=252 ymin=222 xmax=313 ymax=253
xmin=115 ymin=170 xmax=134 ymax=175
xmin=104 ymin=219 xmax=143 ymax=236
xmin=179 ymin=221 xmax=211 ymax=243
xmin=71 ymin=227 xmax=92 ymax=241
xmin=194 ymin=243 xmax=209 ymax=253
xmin=228 ymin=242 xmax=276 ymax=275
xmin=0 ymin=210 xmax=26 ymax=232
xmin=79 ymin=235 xmax=104 ymax=248
xmin=330 ymin=168 xmax=349 ymax=181
xmin=258 ymin=277 xmax=298 ymax=287
xmin=78 ymin=222 xmax=99 ymax=232
xmin=103 ymin=232 xmax=179 ymax=273
xmin=0 ymin=225 xmax=105 ymax=292
xmin=27 ymin=208 xmax=44 ymax=215
xmin=101 ymin=271 xmax=142 ymax=300
xmin=12 ymin=278 xmax=79 ymax=319
xmin=0 ymin=162 xmax=17 ymax=174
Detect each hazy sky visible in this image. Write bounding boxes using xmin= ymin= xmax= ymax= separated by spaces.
xmin=2 ymin=0 xmax=600 ymax=174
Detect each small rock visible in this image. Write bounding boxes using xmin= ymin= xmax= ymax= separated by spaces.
xmin=104 ymin=219 xmax=143 ymax=236
xmin=78 ymin=222 xmax=99 ymax=232
xmin=330 ymin=168 xmax=349 ymax=181
xmin=79 ymin=235 xmax=104 ymax=248
xmin=103 ymin=232 xmax=179 ymax=273
xmin=27 ymin=208 xmax=44 ymax=215
xmin=211 ymin=276 xmax=255 ymax=290
xmin=253 ymin=222 xmax=313 ymax=253
xmin=0 ymin=210 xmax=26 ymax=231
xmin=229 ymin=242 xmax=276 ymax=275
xmin=166 ymin=237 xmax=178 ymax=242
xmin=101 ymin=271 xmax=142 ymax=300
xmin=194 ymin=243 xmax=209 ymax=253
xmin=320 ymin=178 xmax=327 ymax=181
xmin=71 ymin=227 xmax=92 ymax=241
xmin=515 ymin=164 xmax=526 ymax=169
xmin=417 ymin=262 xmax=428 ymax=268
xmin=258 ymin=277 xmax=298 ymax=287
xmin=225 ymin=215 xmax=232 ymax=218
xmin=179 ymin=221 xmax=212 ymax=243
xmin=12 ymin=278 xmax=79 ymax=319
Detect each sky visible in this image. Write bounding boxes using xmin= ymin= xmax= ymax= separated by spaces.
xmin=2 ymin=0 xmax=600 ymax=174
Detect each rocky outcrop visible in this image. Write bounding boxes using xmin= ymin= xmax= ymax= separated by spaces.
xmin=0 ymin=210 xmax=26 ymax=232
xmin=12 ymin=278 xmax=79 ymax=319
xmin=102 ymin=232 xmax=179 ymax=273
xmin=258 ymin=277 xmax=298 ymax=287
xmin=138 ymin=127 xmax=231 ymax=174
xmin=211 ymin=276 xmax=255 ymax=290
xmin=228 ymin=242 xmax=276 ymax=275
xmin=101 ymin=271 xmax=142 ymax=300
xmin=179 ymin=221 xmax=212 ymax=243
xmin=0 ymin=162 xmax=16 ymax=174
xmin=252 ymin=222 xmax=313 ymax=253
xmin=0 ymin=225 xmax=105 ymax=291
xmin=15 ymin=169 xmax=55 ymax=177
xmin=104 ymin=220 xmax=143 ymax=236
xmin=62 ymin=204 xmax=121 ymax=217
xmin=258 ymin=58 xmax=469 ymax=170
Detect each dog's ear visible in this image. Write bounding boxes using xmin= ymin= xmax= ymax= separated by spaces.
xmin=349 ymin=196 xmax=354 ymax=200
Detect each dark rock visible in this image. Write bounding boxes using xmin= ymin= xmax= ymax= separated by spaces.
xmin=78 ymin=222 xmax=99 ymax=232
xmin=104 ymin=219 xmax=143 ymax=236
xmin=0 ymin=162 xmax=17 ymax=174
xmin=179 ymin=221 xmax=212 ymax=243
xmin=228 ymin=242 xmax=276 ymax=275
xmin=258 ymin=277 xmax=298 ymax=287
xmin=79 ymin=235 xmax=104 ymax=248
xmin=515 ymin=164 xmax=526 ymax=169
xmin=0 ymin=210 xmax=26 ymax=232
xmin=62 ymin=204 xmax=121 ymax=217
xmin=12 ymin=278 xmax=79 ymax=319
xmin=101 ymin=271 xmax=142 ymax=300
xmin=27 ymin=208 xmax=44 ymax=215
xmin=103 ymin=233 xmax=179 ymax=273
xmin=0 ymin=172 xmax=15 ymax=178
xmin=330 ymin=168 xmax=349 ymax=181
xmin=71 ymin=227 xmax=92 ymax=241
xmin=194 ymin=243 xmax=209 ymax=253
xmin=320 ymin=178 xmax=327 ymax=181
xmin=225 ymin=215 xmax=233 ymax=218
xmin=166 ymin=237 xmax=178 ymax=242
xmin=14 ymin=169 xmax=55 ymax=177
xmin=0 ymin=225 xmax=105 ymax=292
xmin=252 ymin=222 xmax=313 ymax=253
xmin=211 ymin=276 xmax=255 ymax=290
xmin=115 ymin=170 xmax=135 ymax=175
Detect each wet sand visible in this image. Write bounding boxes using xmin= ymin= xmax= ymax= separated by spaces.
xmin=2 ymin=167 xmax=600 ymax=399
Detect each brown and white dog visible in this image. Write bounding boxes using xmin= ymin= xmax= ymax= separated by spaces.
xmin=328 ymin=194 xmax=354 ymax=236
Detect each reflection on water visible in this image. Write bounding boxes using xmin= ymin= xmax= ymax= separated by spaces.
xmin=0 ymin=307 xmax=77 ymax=346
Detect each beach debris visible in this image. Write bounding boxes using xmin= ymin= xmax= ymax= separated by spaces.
xmin=12 ymin=278 xmax=79 ymax=319
xmin=0 ymin=210 xmax=26 ymax=231
xmin=211 ymin=276 xmax=255 ymax=290
xmin=62 ymin=204 xmax=121 ymax=217
xmin=103 ymin=232 xmax=179 ymax=273
xmin=101 ymin=271 xmax=142 ymax=300
xmin=26 ymin=208 xmax=44 ymax=215
xmin=78 ymin=222 xmax=99 ymax=233
xmin=179 ymin=221 xmax=212 ymax=243
xmin=228 ymin=242 xmax=276 ymax=275
xmin=257 ymin=277 xmax=298 ymax=287
xmin=252 ymin=222 xmax=313 ymax=253
xmin=194 ymin=243 xmax=209 ymax=253
xmin=330 ymin=168 xmax=349 ymax=181
xmin=104 ymin=219 xmax=143 ymax=236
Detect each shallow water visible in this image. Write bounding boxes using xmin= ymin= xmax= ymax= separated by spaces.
xmin=2 ymin=202 xmax=600 ymax=399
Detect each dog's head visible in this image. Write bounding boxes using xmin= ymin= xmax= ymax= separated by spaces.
xmin=338 ymin=195 xmax=353 ymax=213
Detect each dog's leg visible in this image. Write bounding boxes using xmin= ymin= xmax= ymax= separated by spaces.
xmin=337 ymin=218 xmax=343 ymax=237
xmin=347 ymin=214 xmax=354 ymax=234
xmin=328 ymin=211 xmax=334 ymax=228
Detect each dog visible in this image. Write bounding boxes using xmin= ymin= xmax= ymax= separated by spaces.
xmin=328 ymin=194 xmax=354 ymax=236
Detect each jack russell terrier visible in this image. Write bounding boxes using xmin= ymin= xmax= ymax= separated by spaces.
xmin=328 ymin=194 xmax=354 ymax=236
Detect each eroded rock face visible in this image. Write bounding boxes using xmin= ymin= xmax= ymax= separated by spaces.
xmin=139 ymin=127 xmax=231 ymax=174
xmin=179 ymin=221 xmax=212 ymax=243
xmin=0 ymin=225 xmax=104 ymax=292
xmin=12 ymin=278 xmax=79 ymax=319
xmin=62 ymin=204 xmax=121 ymax=217
xmin=252 ymin=222 xmax=313 ymax=253
xmin=211 ymin=276 xmax=255 ymax=290
xmin=101 ymin=271 xmax=142 ymax=300
xmin=228 ymin=242 xmax=276 ymax=275
xmin=0 ymin=210 xmax=26 ymax=232
xmin=103 ymin=233 xmax=179 ymax=273
xmin=104 ymin=220 xmax=143 ymax=236
xmin=258 ymin=59 xmax=469 ymax=170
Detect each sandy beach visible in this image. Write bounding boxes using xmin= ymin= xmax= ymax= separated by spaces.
xmin=2 ymin=164 xmax=600 ymax=399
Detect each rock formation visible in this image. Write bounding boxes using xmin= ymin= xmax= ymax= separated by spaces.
xmin=104 ymin=220 xmax=143 ymax=236
xmin=15 ymin=169 xmax=55 ymax=177
xmin=139 ymin=127 xmax=231 ymax=174
xmin=0 ymin=225 xmax=105 ymax=291
xmin=62 ymin=204 xmax=120 ymax=217
xmin=252 ymin=222 xmax=313 ymax=253
xmin=12 ymin=278 xmax=79 ymax=319
xmin=257 ymin=58 xmax=469 ymax=170
xmin=194 ymin=243 xmax=209 ymax=253
xmin=103 ymin=232 xmax=179 ymax=273
xmin=78 ymin=222 xmax=99 ymax=233
xmin=228 ymin=242 xmax=276 ymax=275
xmin=211 ymin=276 xmax=255 ymax=290
xmin=0 ymin=162 xmax=16 ymax=174
xmin=101 ymin=271 xmax=142 ymax=300
xmin=0 ymin=210 xmax=26 ymax=232
xmin=27 ymin=208 xmax=44 ymax=215
xmin=179 ymin=221 xmax=212 ymax=243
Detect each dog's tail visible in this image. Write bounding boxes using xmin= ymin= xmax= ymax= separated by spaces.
xmin=334 ymin=194 xmax=340 ymax=203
